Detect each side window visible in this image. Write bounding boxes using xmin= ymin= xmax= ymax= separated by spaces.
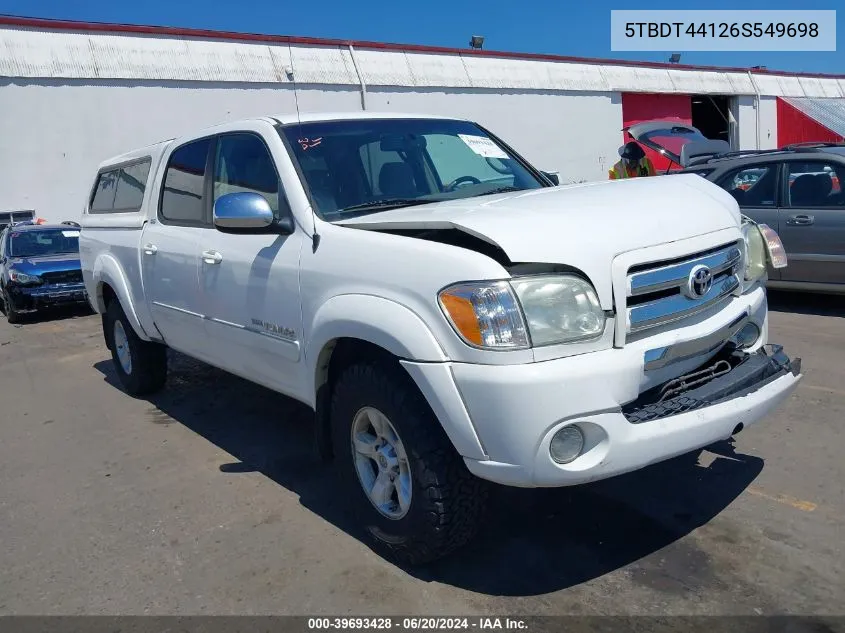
xmin=161 ymin=139 xmax=212 ymax=224
xmin=90 ymin=160 xmax=152 ymax=214
xmin=786 ymin=161 xmax=844 ymax=207
xmin=718 ymin=164 xmax=777 ymax=207
xmin=90 ymin=170 xmax=119 ymax=212
xmin=212 ymin=134 xmax=288 ymax=218
xmin=113 ymin=160 xmax=151 ymax=211
xmin=424 ymin=134 xmax=514 ymax=188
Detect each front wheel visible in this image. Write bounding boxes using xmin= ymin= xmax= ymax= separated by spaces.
xmin=330 ymin=361 xmax=488 ymax=565
xmin=3 ymin=290 xmax=22 ymax=324
xmin=104 ymin=300 xmax=167 ymax=396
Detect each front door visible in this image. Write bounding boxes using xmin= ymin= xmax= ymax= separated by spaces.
xmin=778 ymin=160 xmax=845 ymax=285
xmin=199 ymin=132 xmax=305 ymax=398
xmin=142 ymin=137 xmax=213 ymax=361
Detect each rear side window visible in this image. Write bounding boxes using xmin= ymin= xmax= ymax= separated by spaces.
xmin=89 ymin=159 xmax=151 ymax=214
xmin=161 ymin=139 xmax=212 ymax=225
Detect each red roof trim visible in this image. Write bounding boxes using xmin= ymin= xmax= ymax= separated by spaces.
xmin=2 ymin=14 xmax=845 ymax=80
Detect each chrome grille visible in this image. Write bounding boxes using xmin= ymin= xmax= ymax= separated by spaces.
xmin=626 ymin=242 xmax=743 ymax=336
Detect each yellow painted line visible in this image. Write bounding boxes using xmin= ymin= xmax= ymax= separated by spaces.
xmin=746 ymin=486 xmax=817 ymax=512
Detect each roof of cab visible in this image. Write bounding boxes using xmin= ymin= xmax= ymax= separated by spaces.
xmin=269 ymin=111 xmax=461 ymax=125
xmin=97 ymin=138 xmax=173 ymax=171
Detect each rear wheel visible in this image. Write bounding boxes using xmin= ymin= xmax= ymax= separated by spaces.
xmin=104 ymin=300 xmax=167 ymax=396
xmin=330 ymin=360 xmax=487 ymax=565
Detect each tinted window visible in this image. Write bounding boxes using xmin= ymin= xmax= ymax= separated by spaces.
xmin=213 ymin=134 xmax=286 ymax=217
xmin=787 ymin=161 xmax=845 ymax=207
xmin=719 ymin=164 xmax=777 ymax=207
xmin=91 ymin=170 xmax=119 ymax=212
xmin=161 ymin=139 xmax=212 ymax=224
xmin=113 ymin=160 xmax=151 ymax=210
xmin=9 ymin=228 xmax=79 ymax=257
xmin=281 ymin=118 xmax=544 ymax=220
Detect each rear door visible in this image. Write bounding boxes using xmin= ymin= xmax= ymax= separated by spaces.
xmin=141 ymin=137 xmax=213 ymax=360
xmin=778 ymin=159 xmax=845 ymax=285
xmin=714 ymin=162 xmax=782 ymax=281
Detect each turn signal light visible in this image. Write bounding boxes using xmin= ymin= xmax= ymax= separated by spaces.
xmin=758 ymin=224 xmax=788 ymax=269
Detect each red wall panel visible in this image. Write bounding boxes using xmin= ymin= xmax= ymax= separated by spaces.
xmin=621 ymin=93 xmax=692 ymax=172
xmin=777 ymin=98 xmax=843 ymax=147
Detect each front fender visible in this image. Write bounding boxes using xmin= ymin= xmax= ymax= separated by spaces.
xmin=307 ymin=294 xmax=448 ymax=375
xmin=306 ymin=294 xmax=488 ymax=460
xmin=92 ymin=253 xmax=152 ymax=341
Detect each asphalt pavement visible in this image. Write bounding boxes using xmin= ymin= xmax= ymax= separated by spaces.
xmin=0 ymin=291 xmax=842 ymax=616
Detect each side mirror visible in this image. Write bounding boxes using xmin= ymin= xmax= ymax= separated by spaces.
xmin=213 ymin=192 xmax=275 ymax=231
xmin=542 ymin=171 xmax=560 ymax=186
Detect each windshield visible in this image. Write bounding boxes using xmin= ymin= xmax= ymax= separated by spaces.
xmin=279 ymin=118 xmax=546 ymax=220
xmin=9 ymin=228 xmax=80 ymax=258
xmin=636 ymin=125 xmax=710 ymax=163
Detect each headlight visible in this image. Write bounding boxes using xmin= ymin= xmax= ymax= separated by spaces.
xmin=741 ymin=220 xmax=788 ymax=283
xmin=741 ymin=222 xmax=767 ymax=282
xmin=510 ymin=275 xmax=605 ymax=346
xmin=438 ymin=274 xmax=605 ymax=350
xmin=8 ymin=269 xmax=42 ymax=285
xmin=438 ymin=281 xmax=529 ymax=349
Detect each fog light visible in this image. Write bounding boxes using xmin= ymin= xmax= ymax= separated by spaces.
xmin=734 ymin=322 xmax=761 ymax=349
xmin=550 ymin=425 xmax=585 ymax=464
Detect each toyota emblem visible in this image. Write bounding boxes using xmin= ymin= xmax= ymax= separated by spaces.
xmin=687 ymin=265 xmax=713 ymax=298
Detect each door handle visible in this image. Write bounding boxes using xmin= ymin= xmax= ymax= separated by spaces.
xmin=201 ymin=250 xmax=223 ymax=265
xmin=143 ymin=243 xmax=158 ymax=255
xmin=786 ymin=214 xmax=815 ymax=226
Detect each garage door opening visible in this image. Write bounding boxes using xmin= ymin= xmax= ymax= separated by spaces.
xmin=692 ymin=95 xmax=731 ymax=144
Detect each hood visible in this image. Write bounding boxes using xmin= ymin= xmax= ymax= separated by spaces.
xmin=337 ymin=174 xmax=741 ymax=306
xmin=8 ymin=253 xmax=81 ymax=275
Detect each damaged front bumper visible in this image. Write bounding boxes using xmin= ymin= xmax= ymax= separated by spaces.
xmin=441 ymin=340 xmax=802 ymax=488
xmin=623 ymin=344 xmax=801 ymax=425
xmin=7 ymin=282 xmax=88 ymax=313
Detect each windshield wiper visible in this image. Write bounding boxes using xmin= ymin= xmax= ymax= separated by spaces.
xmin=477 ymin=186 xmax=525 ymax=196
xmin=341 ymin=198 xmax=432 ymax=213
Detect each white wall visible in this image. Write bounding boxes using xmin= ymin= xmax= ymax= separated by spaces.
xmin=11 ymin=79 xmax=788 ymax=222
xmin=0 ymin=80 xmax=361 ymax=221
xmin=367 ymin=88 xmax=622 ymax=184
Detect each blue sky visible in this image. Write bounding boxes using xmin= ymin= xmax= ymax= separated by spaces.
xmin=1 ymin=0 xmax=843 ymax=74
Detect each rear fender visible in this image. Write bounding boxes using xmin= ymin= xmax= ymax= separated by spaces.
xmin=92 ymin=253 xmax=152 ymax=341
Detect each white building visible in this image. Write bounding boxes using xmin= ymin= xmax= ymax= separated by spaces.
xmin=2 ymin=15 xmax=845 ymax=221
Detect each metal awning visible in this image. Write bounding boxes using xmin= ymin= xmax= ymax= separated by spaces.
xmin=781 ymin=97 xmax=845 ymax=137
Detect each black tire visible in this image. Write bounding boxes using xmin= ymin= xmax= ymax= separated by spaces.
xmin=330 ymin=360 xmax=488 ymax=565
xmin=104 ymin=300 xmax=167 ymax=396
xmin=3 ymin=290 xmax=22 ymax=324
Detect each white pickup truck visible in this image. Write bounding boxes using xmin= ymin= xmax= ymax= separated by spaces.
xmin=80 ymin=112 xmax=802 ymax=564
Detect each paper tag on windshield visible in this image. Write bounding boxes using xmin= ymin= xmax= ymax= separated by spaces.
xmin=62 ymin=230 xmax=80 ymax=237
xmin=458 ymin=134 xmax=509 ymax=159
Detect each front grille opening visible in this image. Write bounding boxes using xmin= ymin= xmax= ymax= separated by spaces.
xmin=41 ymin=271 xmax=83 ymax=284
xmin=627 ymin=286 xmax=679 ymax=307
xmin=627 ymin=241 xmax=737 ymax=275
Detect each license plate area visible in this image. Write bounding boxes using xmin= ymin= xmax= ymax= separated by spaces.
xmin=623 ymin=345 xmax=800 ymax=424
